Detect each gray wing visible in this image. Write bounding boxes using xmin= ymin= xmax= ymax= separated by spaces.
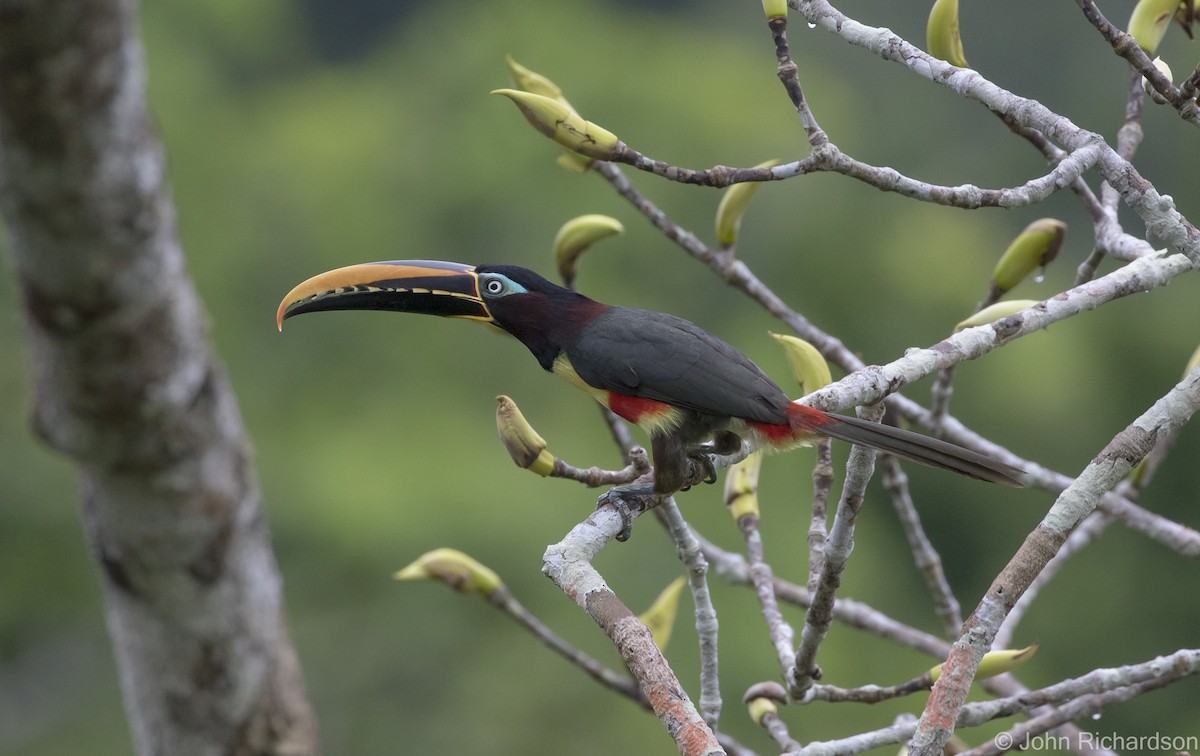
xmin=566 ymin=306 xmax=789 ymax=424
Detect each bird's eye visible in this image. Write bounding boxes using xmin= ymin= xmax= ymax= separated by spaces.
xmin=483 ymin=277 xmax=505 ymax=296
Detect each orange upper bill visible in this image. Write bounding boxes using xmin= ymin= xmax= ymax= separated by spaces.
xmin=276 ymin=260 xmax=488 ymax=329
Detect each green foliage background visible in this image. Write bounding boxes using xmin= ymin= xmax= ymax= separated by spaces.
xmin=1 ymin=1 xmax=1198 ymax=753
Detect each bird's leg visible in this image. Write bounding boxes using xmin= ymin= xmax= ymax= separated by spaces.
xmin=651 ymin=433 xmax=693 ymax=494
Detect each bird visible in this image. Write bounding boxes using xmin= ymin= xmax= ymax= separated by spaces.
xmin=277 ymin=260 xmax=1024 ymax=504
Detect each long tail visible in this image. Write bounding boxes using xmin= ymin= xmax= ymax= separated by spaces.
xmin=786 ymin=404 xmax=1025 ymax=487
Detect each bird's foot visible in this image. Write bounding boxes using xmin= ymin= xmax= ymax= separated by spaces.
xmin=681 ymin=450 xmax=720 ymax=491
xmin=596 ymin=484 xmax=655 ymax=542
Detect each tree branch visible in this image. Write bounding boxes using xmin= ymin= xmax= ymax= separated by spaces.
xmin=0 ymin=1 xmax=316 ymax=752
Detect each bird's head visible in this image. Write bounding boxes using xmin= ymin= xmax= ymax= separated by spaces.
xmin=277 ymin=260 xmax=600 ymax=368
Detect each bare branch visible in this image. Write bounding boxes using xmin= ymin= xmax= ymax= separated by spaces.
xmin=542 ymin=506 xmax=723 ymax=755
xmin=910 ymin=368 xmax=1200 ymax=753
xmin=657 ymin=501 xmax=724 ymax=731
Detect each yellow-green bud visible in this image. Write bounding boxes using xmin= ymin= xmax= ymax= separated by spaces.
xmin=492 ymin=89 xmax=622 ymax=160
xmin=743 ymin=681 xmax=788 ymax=725
xmin=553 ymin=214 xmax=624 ymax=288
xmin=637 ymin=577 xmax=686 ymax=651
xmin=747 ymin=697 xmax=777 ymax=726
xmin=929 ymin=643 xmax=1038 ymax=683
xmin=394 ymin=547 xmax=503 ymax=596
xmin=926 ymin=0 xmax=969 ymax=67
xmin=991 ymin=218 xmax=1066 ymax=294
xmin=1143 ymin=57 xmax=1174 ymax=104
xmin=1185 ymin=344 xmax=1200 ymax=377
xmin=1128 ymin=0 xmax=1184 ymax=54
xmin=724 ymin=451 xmax=763 ymax=520
xmin=505 ymin=55 xmax=565 ymax=102
xmin=714 ymin=159 xmax=778 ymax=248
xmin=770 ymin=332 xmax=833 ymax=394
xmin=955 ymin=300 xmax=1039 ymax=331
xmin=555 ymin=152 xmax=594 ymax=174
xmin=761 ymin=0 xmax=787 ymax=20
xmin=495 ymin=395 xmax=556 ymax=476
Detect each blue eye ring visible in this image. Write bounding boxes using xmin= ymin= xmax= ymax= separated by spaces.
xmin=479 ymin=273 xmax=527 ymax=298
xmin=482 ymin=277 xmax=505 ymax=296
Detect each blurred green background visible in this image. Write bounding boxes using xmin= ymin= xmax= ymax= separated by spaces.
xmin=2 ymin=1 xmax=1198 ymax=753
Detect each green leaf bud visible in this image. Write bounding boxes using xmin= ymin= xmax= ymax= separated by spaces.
xmin=770 ymin=332 xmax=833 ymax=394
xmin=930 ymin=643 xmax=1038 ymax=683
xmin=926 ymin=0 xmax=969 ymax=67
xmin=1128 ymin=0 xmax=1184 ymax=54
xmin=955 ymin=300 xmax=1039 ymax=331
xmin=492 ymin=89 xmax=621 ymax=160
xmin=552 ymin=214 xmax=625 ymax=288
xmin=724 ymin=451 xmax=763 ymax=520
xmin=761 ymin=0 xmax=787 ymax=20
xmin=505 ymin=55 xmax=565 ymax=102
xmin=637 ymin=577 xmax=686 ymax=650
xmin=743 ymin=681 xmax=788 ymax=725
xmin=1143 ymin=57 xmax=1174 ymax=104
xmin=394 ymin=547 xmax=503 ymax=596
xmin=714 ymin=159 xmax=778 ymax=247
xmin=495 ymin=395 xmax=556 ymax=476
xmin=991 ymin=218 xmax=1066 ymax=295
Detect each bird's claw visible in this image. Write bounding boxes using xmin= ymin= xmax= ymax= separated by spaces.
xmin=596 ymin=485 xmax=653 ymax=542
xmin=684 ymin=452 xmax=720 ymax=489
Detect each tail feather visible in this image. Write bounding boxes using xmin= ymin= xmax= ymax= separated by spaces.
xmin=790 ymin=405 xmax=1025 ymax=487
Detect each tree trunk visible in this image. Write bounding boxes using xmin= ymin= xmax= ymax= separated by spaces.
xmin=0 ymin=1 xmax=318 ymax=753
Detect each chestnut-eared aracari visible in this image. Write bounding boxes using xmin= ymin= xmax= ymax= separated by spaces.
xmin=277 ymin=260 xmax=1024 ymax=497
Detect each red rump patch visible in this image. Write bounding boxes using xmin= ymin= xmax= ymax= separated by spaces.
xmin=750 ymin=403 xmax=836 ymax=447
xmin=607 ymin=393 xmax=673 ymax=425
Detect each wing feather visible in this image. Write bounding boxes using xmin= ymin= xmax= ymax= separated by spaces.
xmin=567 ymin=307 xmax=789 ymax=424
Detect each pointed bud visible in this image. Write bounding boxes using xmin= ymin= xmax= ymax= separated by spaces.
xmin=394 ymin=548 xmax=503 ymax=597
xmin=553 ymin=214 xmax=625 ymax=288
xmin=926 ymin=0 xmax=969 ymax=67
xmin=761 ymin=0 xmax=787 ymax=20
xmin=495 ymin=395 xmax=556 ymax=476
xmin=1143 ymin=57 xmax=1174 ymax=104
xmin=724 ymin=452 xmax=763 ymax=520
xmin=492 ymin=89 xmax=622 ymax=160
xmin=1128 ymin=0 xmax=1183 ymax=54
xmin=743 ymin=681 xmax=788 ymax=725
xmin=1185 ymin=344 xmax=1200 ymax=377
xmin=929 ymin=643 xmax=1038 ymax=683
xmin=770 ymin=332 xmax=833 ymax=394
xmin=714 ymin=159 xmax=779 ymax=248
xmin=555 ymin=152 xmax=594 ymax=173
xmin=638 ymin=577 xmax=686 ymax=650
xmin=991 ymin=218 xmax=1066 ymax=295
xmin=505 ymin=55 xmax=566 ymax=103
xmin=955 ymin=300 xmax=1039 ymax=331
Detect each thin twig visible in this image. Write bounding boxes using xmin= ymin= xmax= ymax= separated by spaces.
xmin=489 ymin=586 xmax=647 ymax=706
xmin=657 ymin=500 xmax=724 ymax=732
xmin=879 ymin=456 xmax=963 ymax=638
xmin=787 ymin=647 xmax=1200 ymax=755
xmin=806 ymin=439 xmax=833 ymax=590
xmin=1073 ymin=0 xmax=1200 ymax=122
xmin=790 ymin=404 xmax=885 ymax=696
